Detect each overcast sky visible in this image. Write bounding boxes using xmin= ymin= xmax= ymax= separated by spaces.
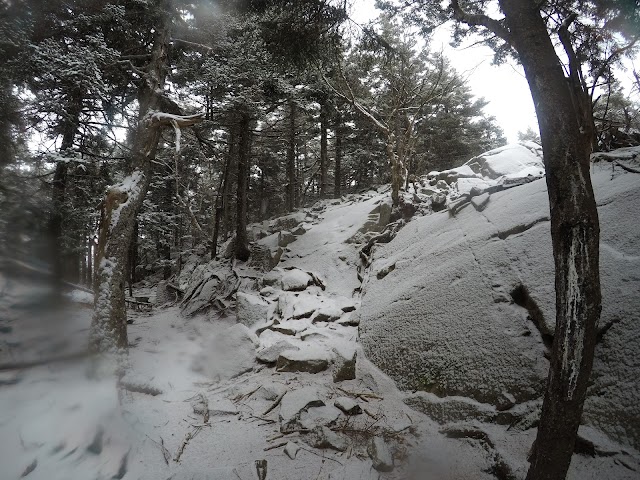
xmin=349 ymin=0 xmax=538 ymax=143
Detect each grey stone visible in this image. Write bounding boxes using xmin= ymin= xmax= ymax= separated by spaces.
xmin=368 ymin=436 xmax=393 ymax=472
xmin=334 ymin=397 xmax=362 ymax=415
xmin=256 ymin=340 xmax=300 ymax=364
xmin=279 ymin=387 xmax=325 ymax=433
xmin=236 ymin=292 xmax=271 ymax=327
xmin=284 ymin=441 xmax=300 ymax=460
xmin=332 ymin=343 xmax=357 ymax=382
xmin=471 ymin=192 xmax=490 ymax=212
xmin=276 ymin=348 xmax=330 ymax=374
xmin=306 ymin=426 xmax=348 ymax=452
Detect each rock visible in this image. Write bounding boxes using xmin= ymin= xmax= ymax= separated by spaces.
xmin=281 ymin=269 xmax=313 ymax=291
xmin=312 ymin=305 xmax=343 ymax=323
xmin=496 ymin=391 xmax=516 ymax=411
xmin=368 ymin=436 xmax=394 ymax=472
xmin=376 ymin=261 xmax=396 ymax=280
xmin=276 ymin=347 xmax=331 ymax=374
xmin=292 ymin=224 xmax=308 ymax=236
xmin=279 ymin=387 xmax=325 ymax=432
xmin=271 ymin=212 xmax=306 ymax=231
xmin=256 ymin=340 xmax=300 ymax=364
xmin=431 ymin=192 xmax=447 ymax=211
xmin=292 ymin=299 xmax=319 ymax=319
xmin=284 ymin=441 xmax=300 ymax=460
xmin=262 ymin=269 xmax=283 ymax=287
xmin=337 ymin=314 xmax=359 ymax=326
xmin=334 ymin=397 xmax=362 ymax=415
xmin=259 ymin=286 xmax=277 ymax=297
xmin=236 ymin=292 xmax=271 ymax=327
xmin=191 ymin=324 xmax=258 ymax=381
xmin=436 ymin=179 xmax=449 ymax=189
xmin=278 ymin=230 xmax=296 ymax=248
xmin=299 ymin=405 xmax=342 ymax=430
xmin=340 ymin=304 xmax=356 ymax=313
xmin=270 ymin=321 xmax=308 ymax=337
xmin=471 ymin=192 xmax=490 ymax=212
xmin=333 ymin=343 xmax=357 ymax=382
xmin=306 ymin=426 xmax=348 ymax=452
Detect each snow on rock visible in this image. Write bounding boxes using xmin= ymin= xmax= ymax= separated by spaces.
xmin=256 ymin=339 xmax=300 ymax=364
xmin=332 ymin=341 xmax=357 ymax=382
xmin=359 ymin=157 xmax=640 ymax=450
xmin=280 ymin=268 xmax=313 ymax=291
xmin=298 ymin=405 xmax=342 ymax=430
xmin=192 ymin=323 xmax=258 ymax=381
xmin=236 ymin=292 xmax=271 ymax=327
xmin=279 ymin=387 xmax=325 ymax=433
xmin=334 ymin=396 xmax=362 ymax=415
xmin=305 ymin=425 xmax=349 ymax=451
xmin=463 ymin=141 xmax=544 ymax=180
xmin=368 ymin=436 xmax=394 ymax=472
xmin=275 ymin=346 xmax=331 ymax=374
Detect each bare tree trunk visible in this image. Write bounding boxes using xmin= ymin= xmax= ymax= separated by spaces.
xmin=287 ymin=100 xmax=296 ymax=212
xmin=334 ymin=110 xmax=342 ymax=197
xmin=235 ymin=111 xmax=252 ymax=261
xmin=320 ymin=100 xmax=328 ymax=197
xmin=493 ymin=2 xmax=602 ymax=479
xmin=90 ymin=0 xmax=173 ymax=355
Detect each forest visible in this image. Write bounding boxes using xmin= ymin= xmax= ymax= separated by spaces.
xmin=1 ymin=1 xmax=639 ymax=479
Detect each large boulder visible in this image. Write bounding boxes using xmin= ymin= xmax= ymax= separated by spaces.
xmin=359 ymin=159 xmax=640 ymax=449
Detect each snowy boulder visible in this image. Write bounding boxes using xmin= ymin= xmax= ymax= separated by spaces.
xmin=279 ymin=387 xmax=325 ymax=433
xmin=276 ymin=346 xmax=331 ymax=374
xmin=281 ymin=269 xmax=313 ymax=291
xmin=359 ymin=158 xmax=640 ymax=450
xmin=192 ymin=324 xmax=258 ymax=381
xmin=270 ymin=211 xmax=307 ymax=232
xmin=256 ymin=339 xmax=300 ymax=364
xmin=278 ymin=230 xmax=296 ymax=248
xmin=334 ymin=397 xmax=362 ymax=415
xmin=236 ymin=292 xmax=271 ymax=327
xmin=464 ymin=142 xmax=544 ymax=180
xmin=298 ymin=405 xmax=342 ymax=430
xmin=431 ymin=193 xmax=447 ymax=211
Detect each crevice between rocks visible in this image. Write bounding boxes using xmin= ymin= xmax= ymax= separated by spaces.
xmin=492 ymin=217 xmax=549 ymax=241
xmin=510 ymin=284 xmax=553 ymax=350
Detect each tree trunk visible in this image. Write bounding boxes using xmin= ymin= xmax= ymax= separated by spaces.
xmin=235 ymin=111 xmax=252 ymax=261
xmin=90 ymin=0 xmax=174 ymax=356
xmin=287 ymin=100 xmax=296 ymax=211
xmin=320 ymin=100 xmax=328 ymax=197
xmin=334 ymin=110 xmax=342 ymax=197
xmin=496 ymin=2 xmax=602 ymax=479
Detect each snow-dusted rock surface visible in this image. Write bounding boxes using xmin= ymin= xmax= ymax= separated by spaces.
xmin=359 ymin=155 xmax=640 ymax=449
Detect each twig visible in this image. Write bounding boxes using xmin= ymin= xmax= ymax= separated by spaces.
xmin=297 ymin=446 xmax=345 ymax=465
xmin=263 ymin=441 xmax=288 ymax=451
xmin=262 ymin=391 xmax=286 ymax=416
xmin=145 ymin=435 xmax=170 ymax=465
xmin=174 ymin=426 xmax=202 ymax=462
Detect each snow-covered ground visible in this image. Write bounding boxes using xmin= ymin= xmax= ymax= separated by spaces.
xmin=1 ymin=143 xmax=639 ymax=480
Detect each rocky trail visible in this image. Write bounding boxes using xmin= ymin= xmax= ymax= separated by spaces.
xmin=2 ymin=143 xmax=639 ymax=480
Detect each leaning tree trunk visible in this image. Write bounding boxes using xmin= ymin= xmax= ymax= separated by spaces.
xmin=90 ymin=0 xmax=172 ymax=355
xmin=497 ymin=2 xmax=602 ymax=479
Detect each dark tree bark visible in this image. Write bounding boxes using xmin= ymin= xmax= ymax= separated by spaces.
xmin=286 ymin=99 xmax=296 ymax=211
xmin=235 ymin=111 xmax=252 ymax=261
xmin=49 ymin=87 xmax=83 ymax=288
xmin=320 ymin=100 xmax=329 ymax=197
xmin=334 ymin=110 xmax=342 ymax=197
xmin=449 ymin=1 xmax=602 ymax=478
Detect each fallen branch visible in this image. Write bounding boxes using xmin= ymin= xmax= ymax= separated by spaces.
xmin=263 ymin=441 xmax=288 ymax=451
xmin=262 ymin=391 xmax=286 ymax=416
xmin=614 ymin=160 xmax=640 ymax=174
xmin=174 ymin=426 xmax=202 ymax=462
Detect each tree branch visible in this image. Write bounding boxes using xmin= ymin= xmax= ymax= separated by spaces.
xmin=450 ymin=0 xmax=512 ymax=45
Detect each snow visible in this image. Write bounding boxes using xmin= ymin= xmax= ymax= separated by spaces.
xmin=3 ymin=145 xmax=639 ymax=479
